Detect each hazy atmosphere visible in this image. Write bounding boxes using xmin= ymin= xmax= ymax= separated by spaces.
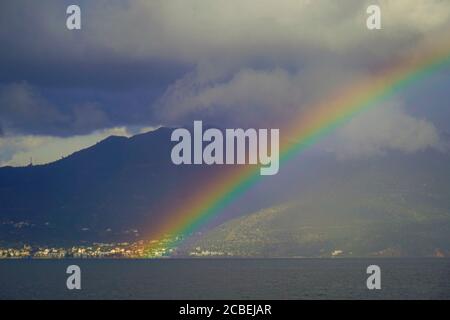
xmin=1 ymin=0 xmax=450 ymax=261
xmin=1 ymin=0 xmax=449 ymax=166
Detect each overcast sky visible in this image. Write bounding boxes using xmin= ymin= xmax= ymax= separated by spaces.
xmin=0 ymin=0 xmax=449 ymax=166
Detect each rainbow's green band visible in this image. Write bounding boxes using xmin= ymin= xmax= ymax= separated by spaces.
xmin=145 ymin=41 xmax=450 ymax=256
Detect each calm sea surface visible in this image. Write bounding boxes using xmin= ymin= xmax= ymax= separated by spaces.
xmin=0 ymin=258 xmax=449 ymax=299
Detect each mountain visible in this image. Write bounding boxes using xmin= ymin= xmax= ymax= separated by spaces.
xmin=1 ymin=126 xmax=450 ymax=257
xmin=0 ymin=127 xmax=237 ymax=244
xmin=184 ymin=151 xmax=450 ymax=257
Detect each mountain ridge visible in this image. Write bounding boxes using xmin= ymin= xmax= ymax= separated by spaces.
xmin=1 ymin=127 xmax=450 ymax=257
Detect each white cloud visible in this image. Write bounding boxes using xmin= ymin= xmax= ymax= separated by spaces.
xmin=4 ymin=0 xmax=450 ymax=66
xmin=157 ymin=60 xmax=374 ymax=127
xmin=0 ymin=127 xmax=132 ymax=167
xmin=84 ymin=0 xmax=450 ymax=62
xmin=149 ymin=0 xmax=450 ymax=127
xmin=327 ymin=101 xmax=444 ymax=159
xmin=158 ymin=68 xmax=307 ymax=126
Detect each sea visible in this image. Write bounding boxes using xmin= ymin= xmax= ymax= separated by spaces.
xmin=0 ymin=258 xmax=449 ymax=299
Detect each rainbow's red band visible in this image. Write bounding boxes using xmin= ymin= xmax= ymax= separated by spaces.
xmin=145 ymin=39 xmax=450 ymax=256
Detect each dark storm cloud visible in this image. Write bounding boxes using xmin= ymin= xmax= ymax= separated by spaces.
xmin=0 ymin=58 xmax=189 ymax=90
xmin=0 ymin=1 xmax=188 ymax=89
xmin=0 ymin=0 xmax=449 ymax=147
xmin=0 ymin=82 xmax=114 ymax=136
xmin=0 ymin=1 xmax=189 ymax=136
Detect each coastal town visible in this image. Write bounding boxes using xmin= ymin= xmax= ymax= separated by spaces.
xmin=0 ymin=237 xmax=179 ymax=259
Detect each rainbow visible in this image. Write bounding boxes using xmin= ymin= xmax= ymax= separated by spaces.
xmin=145 ymin=40 xmax=450 ymax=256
